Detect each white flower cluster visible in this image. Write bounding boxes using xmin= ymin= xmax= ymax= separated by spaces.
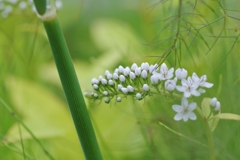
xmin=85 ymin=62 xmax=219 ymax=122
xmin=0 ymin=0 xmax=62 ymax=18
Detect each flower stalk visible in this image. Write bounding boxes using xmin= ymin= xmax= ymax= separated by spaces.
xmin=33 ymin=1 xmax=102 ymax=160
xmin=196 ymin=107 xmax=216 ymax=160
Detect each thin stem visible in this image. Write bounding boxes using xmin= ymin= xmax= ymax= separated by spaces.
xmin=196 ymin=107 xmax=216 ymax=160
xmin=0 ymin=98 xmax=55 ymax=160
xmin=159 ymin=122 xmax=208 ymax=148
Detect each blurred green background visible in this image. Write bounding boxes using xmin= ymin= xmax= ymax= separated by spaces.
xmin=0 ymin=0 xmax=240 ymax=159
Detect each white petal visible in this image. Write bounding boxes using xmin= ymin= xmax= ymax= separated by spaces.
xmin=192 ymin=72 xmax=199 ymax=81
xmin=198 ymin=88 xmax=206 ymax=93
xmin=182 ymin=98 xmax=188 ymax=107
xmin=168 ymin=68 xmax=174 ymax=74
xmin=184 ymin=91 xmax=191 ymax=98
xmin=160 ymin=63 xmax=167 ymax=73
xmin=172 ymin=105 xmax=183 ymax=112
xmin=174 ymin=113 xmax=183 ymax=121
xmin=191 ymin=90 xmax=200 ymax=97
xmin=203 ymin=82 xmax=213 ymax=88
xmin=181 ymin=79 xmax=188 ymax=86
xmin=188 ymin=102 xmax=197 ymax=111
xmin=176 ymin=86 xmax=185 ymax=92
xmin=188 ymin=112 xmax=197 ymax=120
xmin=183 ymin=114 xmax=189 ymax=122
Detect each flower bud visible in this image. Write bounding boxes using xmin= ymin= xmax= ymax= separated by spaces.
xmin=113 ymin=73 xmax=119 ymax=80
xmin=101 ymin=78 xmax=107 ymax=85
xmin=108 ymin=80 xmax=114 ymax=86
xmin=121 ymin=87 xmax=128 ymax=94
xmin=141 ymin=70 xmax=148 ymax=79
xmin=141 ymin=62 xmax=149 ymax=71
xmin=118 ymin=65 xmax=124 ymax=73
xmin=116 ymin=97 xmax=122 ymax=102
xmin=93 ymin=93 xmax=98 ymax=98
xmin=105 ymin=70 xmax=110 ymax=76
xmin=119 ymin=75 xmax=126 ymax=82
xmin=131 ymin=63 xmax=138 ymax=71
xmin=149 ymin=64 xmax=158 ymax=73
xmin=93 ymin=84 xmax=98 ymax=90
xmin=91 ymin=78 xmax=99 ymax=84
xmin=150 ymin=75 xmax=159 ymax=85
xmin=143 ymin=84 xmax=150 ymax=91
xmin=106 ymin=73 xmax=113 ymax=79
xmin=135 ymin=67 xmax=141 ymax=76
xmin=127 ymin=85 xmax=134 ymax=92
xmin=104 ymin=97 xmax=110 ymax=103
xmin=215 ymin=101 xmax=221 ymax=111
xmin=175 ymin=68 xmax=188 ymax=80
xmin=210 ymin=97 xmax=217 ymax=107
xmin=114 ymin=68 xmax=119 ymax=74
xmin=165 ymin=79 xmax=176 ymax=91
xmin=136 ymin=93 xmax=142 ymax=100
xmin=103 ymin=91 xmax=108 ymax=96
xmin=123 ymin=67 xmax=131 ymax=76
xmin=130 ymin=72 xmax=136 ymax=80
xmin=118 ymin=84 xmax=123 ymax=90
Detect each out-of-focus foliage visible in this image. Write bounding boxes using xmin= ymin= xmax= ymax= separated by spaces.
xmin=0 ymin=0 xmax=240 ymax=159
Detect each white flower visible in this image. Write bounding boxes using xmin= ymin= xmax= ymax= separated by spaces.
xmin=143 ymin=84 xmax=150 ymax=91
xmin=135 ymin=67 xmax=141 ymax=76
xmin=127 ymin=85 xmax=134 ymax=92
xmin=131 ymin=63 xmax=138 ymax=71
xmin=176 ymin=77 xmax=200 ymax=98
xmin=121 ymin=87 xmax=128 ymax=94
xmin=136 ymin=93 xmax=142 ymax=99
xmin=165 ymin=78 xmax=177 ymax=91
xmin=192 ymin=73 xmax=213 ymax=88
xmin=150 ymin=75 xmax=159 ymax=85
xmin=116 ymin=97 xmax=122 ymax=102
xmin=129 ymin=72 xmax=136 ymax=80
xmin=113 ymin=73 xmax=119 ymax=80
xmin=152 ymin=63 xmax=174 ymax=80
xmin=93 ymin=84 xmax=98 ymax=90
xmin=104 ymin=97 xmax=110 ymax=103
xmin=141 ymin=62 xmax=149 ymax=71
xmin=119 ymin=75 xmax=126 ymax=82
xmin=172 ymin=98 xmax=197 ymax=122
xmin=103 ymin=91 xmax=108 ymax=96
xmin=141 ymin=70 xmax=148 ymax=79
xmin=175 ymin=68 xmax=188 ymax=80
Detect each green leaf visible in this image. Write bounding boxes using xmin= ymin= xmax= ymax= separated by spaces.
xmin=213 ymin=113 xmax=240 ymax=121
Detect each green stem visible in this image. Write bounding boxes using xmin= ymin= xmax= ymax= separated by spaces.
xmin=33 ymin=1 xmax=102 ymax=159
xmin=196 ymin=107 xmax=215 ymax=160
xmin=42 ymin=18 xmax=102 ymax=160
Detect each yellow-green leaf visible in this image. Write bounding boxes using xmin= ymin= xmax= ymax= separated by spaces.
xmin=214 ymin=113 xmax=240 ymax=121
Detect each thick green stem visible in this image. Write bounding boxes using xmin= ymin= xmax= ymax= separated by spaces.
xmin=196 ymin=107 xmax=215 ymax=160
xmin=42 ymin=18 xmax=103 ymax=160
